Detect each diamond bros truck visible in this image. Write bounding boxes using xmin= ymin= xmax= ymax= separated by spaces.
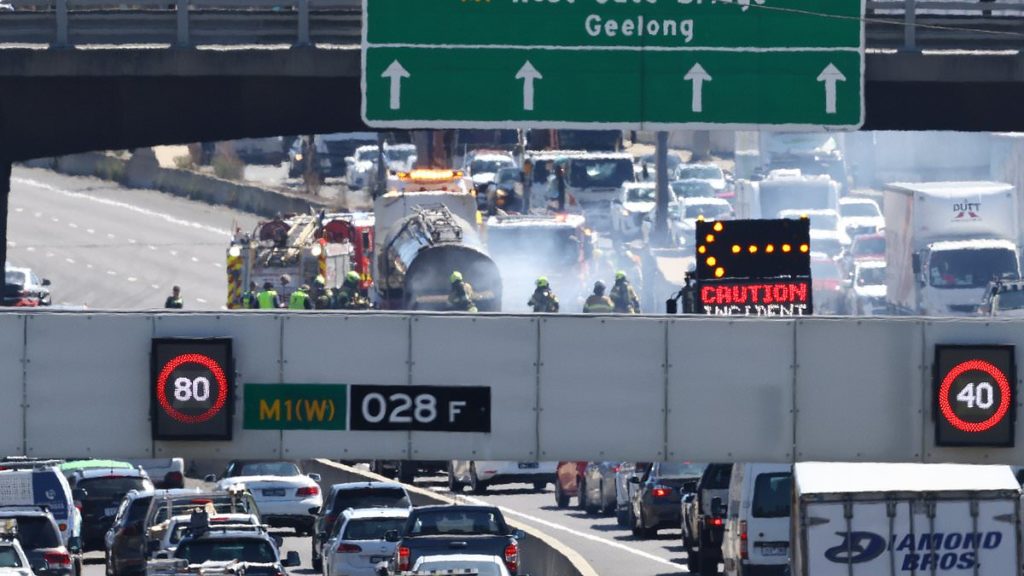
xmin=791 ymin=462 xmax=1021 ymax=576
xmin=885 ymin=182 xmax=1021 ymax=315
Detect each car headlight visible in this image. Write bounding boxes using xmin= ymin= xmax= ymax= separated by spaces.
xmin=294 ymin=153 xmax=303 ymax=162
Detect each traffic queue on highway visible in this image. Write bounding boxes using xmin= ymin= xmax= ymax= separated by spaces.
xmin=0 ymin=457 xmax=528 ymax=576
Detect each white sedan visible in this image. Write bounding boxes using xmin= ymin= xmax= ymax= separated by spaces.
xmin=449 ymin=461 xmax=556 ymax=494
xmin=209 ymin=461 xmax=322 ymax=535
xmin=413 ymin=554 xmax=512 ymax=576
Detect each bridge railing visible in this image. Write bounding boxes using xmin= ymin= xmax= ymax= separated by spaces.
xmin=0 ymin=0 xmax=1021 ymax=50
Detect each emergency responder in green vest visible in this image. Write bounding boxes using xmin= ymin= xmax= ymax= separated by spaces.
xmin=241 ymin=281 xmax=257 ymax=309
xmin=313 ymin=275 xmax=332 ymax=309
xmin=583 ymin=281 xmax=614 ymax=313
xmin=253 ymin=281 xmax=280 ymax=309
xmin=164 ymin=285 xmax=183 ymax=309
xmin=289 ymin=283 xmax=313 ymax=310
xmin=610 ymin=270 xmax=640 ymax=314
xmin=335 ymin=271 xmax=367 ymax=310
xmin=528 ymin=277 xmax=560 ymax=313
xmin=447 ymin=271 xmax=478 ymax=312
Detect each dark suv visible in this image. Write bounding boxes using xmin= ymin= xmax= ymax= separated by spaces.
xmin=629 ymin=462 xmax=705 ymax=538
xmin=67 ymin=465 xmax=153 ymax=552
xmin=682 ymin=463 xmax=733 ymax=575
xmin=310 ymin=482 xmax=411 ymax=571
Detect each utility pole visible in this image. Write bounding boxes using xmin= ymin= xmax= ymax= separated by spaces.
xmin=653 ymin=131 xmax=671 ymax=247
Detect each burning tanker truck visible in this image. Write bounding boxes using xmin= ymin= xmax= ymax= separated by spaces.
xmin=375 ymin=205 xmax=502 ymax=311
xmin=371 ymin=169 xmax=502 ymax=311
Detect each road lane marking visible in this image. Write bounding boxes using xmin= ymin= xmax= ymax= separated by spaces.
xmin=13 ymin=208 xmax=22 ymax=213
xmin=151 ymin=284 xmax=160 ymax=290
xmin=51 ymin=217 xmax=59 ymax=223
xmin=87 ymin=229 xmax=95 ymax=235
xmin=33 ymin=212 xmax=40 ymax=218
xmin=106 ymin=270 xmax=117 ymax=276
xmin=196 ymin=298 xmax=208 ymax=304
xmin=169 ymin=250 xmax=178 ymax=257
xmin=65 ymin=258 xmax=75 ymax=264
xmin=13 ymin=177 xmax=232 ymax=238
xmin=6 ymin=241 xmax=14 ymax=248
xmin=148 ymin=245 xmax=157 ymax=251
xmin=128 ymin=238 xmax=137 ymax=244
xmin=86 ymin=264 xmax=93 ymax=269
xmin=68 ymin=222 xmax=78 ymax=229
xmin=191 ymin=256 xmax=199 ymax=262
xmin=107 ymin=233 xmax=115 ymax=239
xmin=212 ymin=262 xmax=222 ymax=268
xmin=45 ymin=252 xmax=54 ymax=258
xmin=26 ymin=247 xmax=34 ymax=252
xmin=453 ymin=492 xmax=689 ymax=571
xmin=127 ymin=277 xmax=137 ymax=283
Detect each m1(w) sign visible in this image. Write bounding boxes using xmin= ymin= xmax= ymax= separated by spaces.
xmin=361 ymin=0 xmax=865 ymax=130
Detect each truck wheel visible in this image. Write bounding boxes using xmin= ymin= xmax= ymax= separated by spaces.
xmin=532 ymin=481 xmax=547 ymax=492
xmin=699 ymin=551 xmax=718 ymax=575
xmin=555 ymin=483 xmax=570 ymax=508
xmin=447 ymin=465 xmax=464 ymax=493
xmin=470 ymin=464 xmax=488 ymax=494
xmin=397 ymin=461 xmax=415 ymax=484
xmin=616 ymin=507 xmax=628 ymax=527
xmin=687 ymin=550 xmax=700 ymax=573
xmin=311 ymin=553 xmax=323 ymax=573
xmin=576 ymin=478 xmax=587 ymax=511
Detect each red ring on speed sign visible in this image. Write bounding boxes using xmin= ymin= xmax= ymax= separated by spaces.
xmin=939 ymin=359 xmax=1012 ymax=433
xmin=156 ymin=353 xmax=228 ymax=424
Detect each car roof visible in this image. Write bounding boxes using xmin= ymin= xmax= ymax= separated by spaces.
xmin=412 ymin=505 xmax=498 ymax=513
xmin=168 ymin=513 xmax=257 ymax=524
xmin=342 ymin=508 xmax=411 ymax=520
xmin=330 ymin=481 xmax=406 ymax=491
xmin=128 ymin=488 xmax=202 ymax=500
xmin=60 ymin=460 xmax=136 ymax=473
xmin=0 ymin=508 xmax=53 ymax=518
xmin=855 ymin=260 xmax=886 ymax=270
xmin=72 ymin=467 xmax=148 ymax=480
xmin=681 ymin=197 xmax=729 ymax=206
xmin=839 ymin=197 xmax=878 ymax=205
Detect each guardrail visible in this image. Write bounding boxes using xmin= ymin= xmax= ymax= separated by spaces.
xmin=0 ymin=0 xmax=1021 ymax=50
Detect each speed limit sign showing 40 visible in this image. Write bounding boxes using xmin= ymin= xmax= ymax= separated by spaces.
xmin=935 ymin=345 xmax=1016 ymax=447
xmin=152 ymin=338 xmax=234 ymax=441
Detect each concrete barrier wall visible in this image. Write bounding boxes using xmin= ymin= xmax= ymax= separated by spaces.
xmin=1 ymin=311 xmax=1023 ymax=464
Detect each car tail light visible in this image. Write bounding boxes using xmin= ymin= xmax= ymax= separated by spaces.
xmin=336 ymin=543 xmax=362 ymax=553
xmin=610 ymin=465 xmax=620 ymax=473
xmin=44 ymin=552 xmax=71 ymax=567
xmin=651 ymin=486 xmax=672 ymax=498
xmin=504 ymin=542 xmax=518 ymax=573
xmin=397 ymin=547 xmax=410 ymax=572
xmin=709 ymin=517 xmax=723 ymax=527
xmin=58 ymin=523 xmax=67 ymax=533
xmin=296 ymin=486 xmax=320 ymax=497
xmin=740 ymin=520 xmax=748 ymax=560
xmin=164 ymin=471 xmax=184 ymax=488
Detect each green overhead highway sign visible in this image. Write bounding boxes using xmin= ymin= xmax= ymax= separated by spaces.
xmin=361 ymin=0 xmax=865 ymax=130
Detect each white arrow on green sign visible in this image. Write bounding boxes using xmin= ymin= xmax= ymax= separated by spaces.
xmin=361 ymin=0 xmax=865 ymax=130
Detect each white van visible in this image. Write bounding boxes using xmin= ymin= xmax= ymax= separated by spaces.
xmin=0 ymin=465 xmax=81 ymax=545
xmin=722 ymin=463 xmax=792 ymax=576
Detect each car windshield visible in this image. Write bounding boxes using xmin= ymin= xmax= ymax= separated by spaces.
xmin=9 ymin=517 xmax=60 ymax=549
xmin=78 ymin=477 xmax=147 ymax=499
xmin=809 ymin=214 xmax=838 ymax=230
xmin=812 ymin=260 xmax=841 ymax=280
xmin=340 ymin=518 xmax=407 ymax=540
xmin=472 ymin=159 xmax=513 ymax=174
xmin=853 ymin=237 xmax=885 ymax=256
xmin=703 ymin=465 xmax=733 ymax=489
xmin=385 ymin=148 xmax=414 ymax=163
xmin=408 ymin=510 xmax=505 ymax=536
xmin=127 ymin=497 xmax=153 ymax=524
xmin=332 ymin=488 xmax=410 ymax=512
xmin=153 ymin=497 xmax=255 ymax=524
xmin=678 ymin=166 xmax=722 ymax=180
xmin=858 ymin=267 xmax=886 ymax=286
xmin=355 ymin=149 xmax=376 ymax=162
xmin=685 ymin=204 xmax=730 ymax=219
xmin=671 ymin=181 xmax=716 ymax=198
xmin=752 ymin=473 xmax=791 ymax=518
xmin=840 ymin=202 xmax=880 ymax=218
xmin=929 ymin=248 xmax=1019 ymax=289
xmin=656 ymin=463 xmax=706 ymax=478
xmin=0 ymin=547 xmax=22 ymax=568
xmin=417 ymin=561 xmax=504 ymax=576
xmin=496 ymin=168 xmax=520 ymax=183
xmin=626 ymin=187 xmax=656 ymax=202
xmin=233 ymin=462 xmax=300 ymax=477
xmin=175 ymin=539 xmax=277 ymax=564
xmin=996 ymin=290 xmax=1024 ymax=311
xmin=568 ymin=159 xmax=634 ymax=189
xmin=4 ymin=271 xmax=24 ymax=286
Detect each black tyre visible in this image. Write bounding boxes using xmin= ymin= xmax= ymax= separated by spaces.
xmin=687 ymin=551 xmax=700 ymax=573
xmin=470 ymin=464 xmax=488 ymax=494
xmin=448 ymin=465 xmax=464 ymax=493
xmin=532 ymin=481 xmax=547 ymax=492
xmin=629 ymin=507 xmax=641 ymax=536
xmin=576 ymin=478 xmax=587 ymax=510
xmin=699 ymin=550 xmax=718 ymax=575
xmin=616 ymin=507 xmax=628 ymax=527
xmin=555 ymin=482 xmax=570 ymax=508
xmin=312 ymin=554 xmax=323 ymax=573
xmin=397 ymin=461 xmax=415 ymax=484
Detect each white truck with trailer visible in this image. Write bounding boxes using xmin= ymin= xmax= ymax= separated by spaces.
xmin=884 ymin=181 xmax=1021 ymax=315
xmin=791 ymin=462 xmax=1021 ymax=576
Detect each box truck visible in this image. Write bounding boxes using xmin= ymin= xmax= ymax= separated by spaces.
xmin=791 ymin=462 xmax=1021 ymax=576
xmin=884 ymin=181 xmax=1020 ymax=315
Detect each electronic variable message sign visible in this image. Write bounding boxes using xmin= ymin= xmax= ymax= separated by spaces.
xmin=694 ymin=218 xmax=812 ymax=315
xmin=151 ymin=338 xmax=233 ymax=441
xmin=935 ymin=345 xmax=1016 ymax=447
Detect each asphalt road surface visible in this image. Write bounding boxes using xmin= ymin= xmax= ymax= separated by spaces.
xmin=8 ymin=167 xmax=260 ymax=309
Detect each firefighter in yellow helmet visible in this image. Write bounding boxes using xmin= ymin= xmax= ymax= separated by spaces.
xmin=335 ymin=270 xmax=368 ymax=310
xmin=528 ymin=276 xmax=559 ymax=313
xmin=288 ymin=284 xmax=313 ymax=310
xmin=447 ymin=271 xmax=478 ymax=312
xmin=610 ymin=270 xmax=640 ymax=314
xmin=583 ymin=281 xmax=614 ymax=313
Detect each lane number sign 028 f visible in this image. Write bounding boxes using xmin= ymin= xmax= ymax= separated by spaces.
xmin=152 ymin=338 xmax=234 ymax=441
xmin=934 ymin=345 xmax=1015 ymax=447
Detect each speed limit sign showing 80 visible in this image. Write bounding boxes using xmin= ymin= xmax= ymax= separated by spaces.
xmin=152 ymin=338 xmax=234 ymax=441
xmin=935 ymin=345 xmax=1016 ymax=447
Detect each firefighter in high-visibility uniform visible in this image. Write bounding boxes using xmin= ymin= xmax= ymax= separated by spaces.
xmin=583 ymin=281 xmax=614 ymax=313
xmin=253 ymin=281 xmax=280 ymax=309
xmin=447 ymin=271 xmax=478 ymax=312
xmin=528 ymin=277 xmax=560 ymax=313
xmin=610 ymin=271 xmax=640 ymax=314
xmin=289 ymin=284 xmax=313 ymax=310
xmin=313 ymin=275 xmax=332 ymax=309
xmin=335 ymin=271 xmax=369 ymax=310
xmin=241 ymin=281 xmax=258 ymax=309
